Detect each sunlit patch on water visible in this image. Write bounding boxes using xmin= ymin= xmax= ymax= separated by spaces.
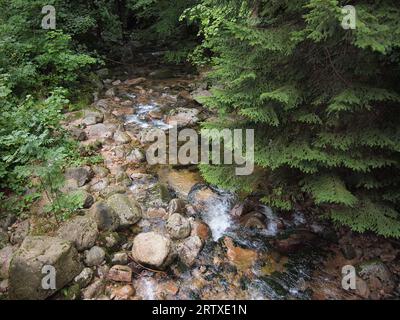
xmin=135 ymin=277 xmax=157 ymax=300
xmin=124 ymin=102 xmax=172 ymax=129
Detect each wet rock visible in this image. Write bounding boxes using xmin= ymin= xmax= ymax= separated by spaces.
xmin=91 ymin=202 xmax=120 ymax=232
xmin=166 ymin=107 xmax=200 ymax=128
xmin=10 ymin=220 xmax=30 ymax=245
xmin=190 ymin=220 xmax=211 ymax=242
xmin=132 ymin=232 xmax=173 ymax=270
xmin=56 ymin=215 xmax=98 ymax=251
xmin=188 ymin=185 xmax=218 ymax=210
xmin=82 ymin=279 xmax=105 ymax=300
xmin=177 ymin=236 xmax=203 ymax=267
xmin=112 ymin=80 xmax=121 ymax=86
xmin=273 ymin=230 xmax=317 ymax=254
xmin=146 ymin=207 xmax=167 ymax=219
xmin=110 ymin=284 xmax=135 ymax=300
xmin=112 ymin=252 xmax=129 ymax=265
xmin=168 ymin=198 xmax=186 ymax=216
xmin=70 ymin=127 xmax=87 ymax=141
xmin=358 ymin=261 xmax=395 ymax=294
xmin=106 ymin=194 xmax=142 ymax=227
xmin=124 ymin=77 xmax=146 ymax=86
xmin=0 ymin=245 xmax=14 ymax=279
xmin=114 ymin=130 xmax=131 ymax=145
xmin=8 ymin=236 xmax=82 ymax=300
xmin=108 ymin=265 xmax=132 ymax=282
xmin=224 ymin=237 xmax=258 ymax=271
xmin=239 ymin=212 xmax=267 ymax=229
xmin=65 ymin=167 xmax=93 ymax=187
xmin=166 ymin=214 xmax=191 ymax=240
xmin=149 ymin=109 xmax=163 ymax=119
xmin=74 ymin=267 xmax=94 ymax=289
xmin=84 ymin=246 xmax=106 ymax=267
xmin=126 ymin=148 xmax=145 ymax=164
xmin=82 ymin=110 xmax=104 ymax=126
xmin=165 ymin=169 xmax=202 ymax=199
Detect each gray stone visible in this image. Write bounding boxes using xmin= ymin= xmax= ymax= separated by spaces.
xmin=86 ymin=123 xmax=115 ymax=141
xmin=112 ymin=252 xmax=128 ymax=265
xmin=82 ymin=279 xmax=105 ymax=300
xmin=166 ymin=213 xmax=191 ymax=240
xmin=168 ymin=199 xmax=186 ymax=216
xmin=70 ymin=127 xmax=87 ymax=141
xmin=114 ymin=131 xmax=131 ymax=145
xmin=132 ymin=232 xmax=173 ymax=270
xmin=84 ymin=246 xmax=105 ymax=267
xmin=74 ymin=267 xmax=94 ymax=288
xmin=91 ymin=202 xmax=120 ymax=232
xmin=57 ymin=215 xmax=98 ymax=251
xmin=177 ymin=236 xmax=203 ymax=267
xmin=8 ymin=236 xmax=82 ymax=300
xmin=65 ymin=167 xmax=93 ymax=187
xmin=90 ymin=178 xmax=109 ymax=193
xmin=166 ymin=107 xmax=200 ymax=128
xmin=105 ymin=88 xmax=116 ymax=98
xmin=106 ymin=194 xmax=142 ymax=227
xmin=126 ymin=148 xmax=145 ymax=163
xmin=82 ymin=110 xmax=104 ymax=126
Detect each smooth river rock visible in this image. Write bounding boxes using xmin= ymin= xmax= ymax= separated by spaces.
xmin=132 ymin=232 xmax=173 ymax=270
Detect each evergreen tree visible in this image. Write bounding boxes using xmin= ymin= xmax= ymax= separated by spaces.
xmin=187 ymin=0 xmax=400 ymax=237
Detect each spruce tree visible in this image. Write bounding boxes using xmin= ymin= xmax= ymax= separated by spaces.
xmin=187 ymin=0 xmax=400 ymax=237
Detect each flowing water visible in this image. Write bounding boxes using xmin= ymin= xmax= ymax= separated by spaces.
xmin=97 ymin=53 xmax=361 ymax=300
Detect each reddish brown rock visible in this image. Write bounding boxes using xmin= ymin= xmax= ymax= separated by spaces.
xmin=108 ymin=265 xmax=132 ymax=282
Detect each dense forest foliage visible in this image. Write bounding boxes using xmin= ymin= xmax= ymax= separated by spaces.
xmin=1 ymin=0 xmax=399 ymax=237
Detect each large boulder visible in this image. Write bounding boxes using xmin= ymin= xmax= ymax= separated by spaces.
xmin=8 ymin=236 xmax=82 ymax=300
xmin=90 ymin=202 xmax=120 ymax=231
xmin=132 ymin=232 xmax=173 ymax=270
xmin=166 ymin=214 xmax=191 ymax=240
xmin=106 ymin=194 xmax=142 ymax=227
xmin=56 ymin=215 xmax=98 ymax=251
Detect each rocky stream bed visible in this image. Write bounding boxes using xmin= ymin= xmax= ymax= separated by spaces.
xmin=0 ymin=51 xmax=399 ymax=300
